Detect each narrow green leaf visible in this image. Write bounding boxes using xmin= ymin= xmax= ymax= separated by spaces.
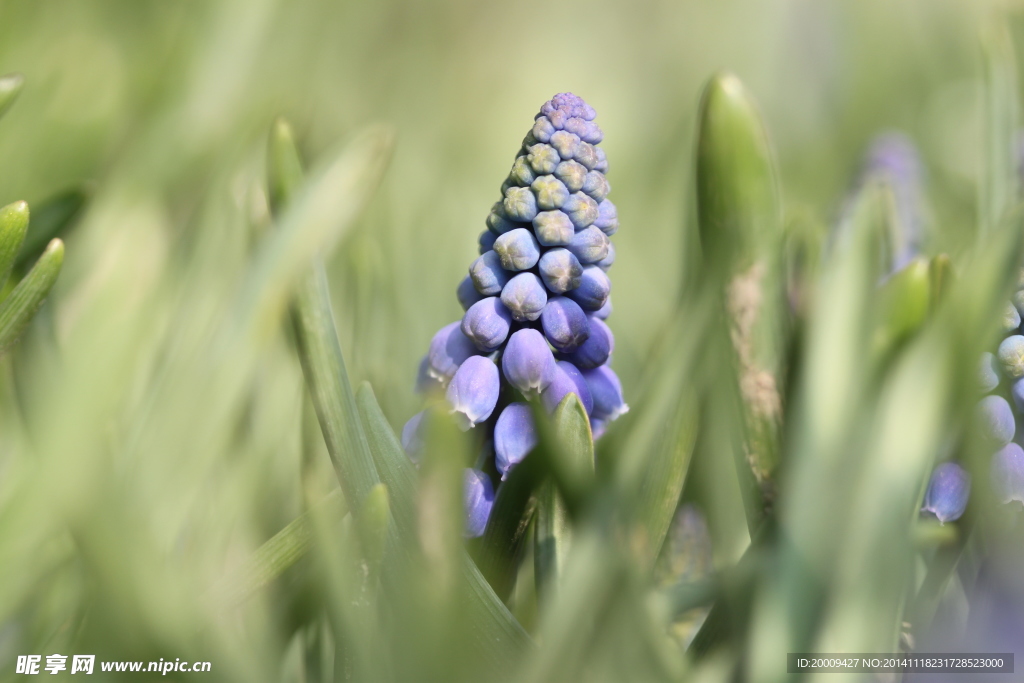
xmin=928 ymin=253 xmax=954 ymax=310
xmin=477 ymin=451 xmax=540 ymax=601
xmin=15 ymin=187 xmax=87 ymax=274
xmin=0 ymin=238 xmax=63 ymax=354
xmin=979 ymin=22 xmax=1019 ymax=237
xmin=357 ymin=483 xmax=390 ymax=586
xmin=0 ymin=73 xmax=23 ymax=121
xmin=292 ymin=261 xmax=381 ymax=512
xmin=268 ymin=117 xmax=305 ymax=215
xmin=872 ymin=256 xmax=931 ymax=358
xmin=695 ymin=72 xmax=781 ymax=278
xmin=534 ymin=481 xmax=570 ymax=602
xmin=0 ymin=200 xmax=29 ymax=288
xmin=553 ymin=393 xmax=594 ymax=482
xmin=217 ymin=489 xmax=348 ymax=606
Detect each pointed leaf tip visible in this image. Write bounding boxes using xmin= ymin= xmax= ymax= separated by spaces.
xmin=0 ymin=200 xmax=30 ymax=287
xmin=0 ymin=73 xmax=23 ymax=120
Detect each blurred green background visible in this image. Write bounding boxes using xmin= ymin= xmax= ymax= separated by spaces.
xmin=0 ymin=0 xmax=1015 ymax=679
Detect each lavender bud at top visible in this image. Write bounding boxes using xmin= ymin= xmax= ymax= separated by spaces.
xmin=486 ymin=201 xmax=521 ymax=235
xmin=538 ymin=248 xmax=583 ymax=293
xmin=509 ymin=156 xmax=536 ymax=186
xmin=862 ymin=133 xmax=926 ymax=271
xmin=550 ymin=130 xmax=581 ymax=160
xmin=562 ymin=192 xmax=599 ymax=229
xmin=921 ymin=462 xmax=970 ymax=523
xmin=540 ymin=296 xmax=590 ymax=352
xmin=428 ymin=321 xmax=478 ymax=382
xmin=997 ymin=335 xmax=1024 ymax=379
xmin=504 ymin=186 xmax=538 ymax=222
xmin=582 ymin=170 xmax=611 ymax=202
xmin=500 ymin=272 xmax=548 ymax=322
xmin=494 ymin=228 xmax=541 ymax=271
xmin=583 ymin=364 xmax=628 ymax=421
xmin=977 ymin=395 xmax=1016 ymax=448
xmin=527 ymin=144 xmax=560 ymax=175
xmin=464 ymin=468 xmax=496 ymax=537
xmin=533 ymin=210 xmax=575 ymax=246
xmin=502 ymin=328 xmax=557 ymax=398
xmin=494 ymin=402 xmax=538 ymax=479
xmin=991 ymin=442 xmax=1024 ymax=506
xmin=532 ymin=117 xmax=555 ymax=143
xmin=567 ymin=265 xmax=611 ymax=311
xmin=462 ymin=297 xmax=513 ymax=351
xmin=532 ymin=175 xmax=570 ymax=210
xmin=555 ymin=160 xmax=588 ymax=192
xmin=470 ymin=250 xmax=511 ymax=296
xmin=446 ymin=355 xmax=500 ymax=429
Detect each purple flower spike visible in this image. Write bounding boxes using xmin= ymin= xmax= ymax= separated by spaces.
xmin=583 ymin=364 xmax=628 ymax=421
xmin=977 ymin=395 xmax=1015 ymax=448
xmin=446 ymin=356 xmax=500 ymax=430
xmin=561 ymin=316 xmax=613 ymax=370
xmin=427 ymin=321 xmax=478 ymax=383
xmin=502 ymin=329 xmax=557 ymax=399
xmin=992 ymin=443 xmax=1024 ymax=506
xmin=540 ymin=296 xmax=590 ymax=352
xmin=500 ymin=272 xmax=548 ymax=322
xmin=540 ymin=360 xmax=593 ymax=415
xmin=494 ymin=402 xmax=538 ymax=478
xmin=462 ymin=297 xmax=512 ymax=352
xmin=921 ymin=462 xmax=970 ymax=524
xmin=567 ymin=265 xmax=611 ymax=312
xmin=464 ymin=468 xmax=495 ymax=537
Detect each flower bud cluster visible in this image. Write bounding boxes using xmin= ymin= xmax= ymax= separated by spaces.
xmin=405 ymin=93 xmax=627 ymax=536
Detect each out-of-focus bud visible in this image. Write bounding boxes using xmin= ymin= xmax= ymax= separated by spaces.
xmin=921 ymin=462 xmax=970 ymax=524
xmin=446 ymin=355 xmax=500 ymax=429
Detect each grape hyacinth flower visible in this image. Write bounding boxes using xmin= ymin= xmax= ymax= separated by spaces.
xmin=464 ymin=468 xmax=496 ymax=538
xmin=921 ymin=462 xmax=971 ymax=524
xmin=404 ymin=93 xmax=626 ymax=533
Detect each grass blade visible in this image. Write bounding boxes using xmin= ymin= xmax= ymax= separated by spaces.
xmin=0 ymin=238 xmax=63 ymax=354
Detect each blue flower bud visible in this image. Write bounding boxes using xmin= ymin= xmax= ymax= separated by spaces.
xmin=509 ymin=156 xmax=536 ymax=186
xmin=457 ymin=274 xmax=485 ymax=311
xmin=582 ymin=170 xmax=610 ymax=202
xmin=998 ymin=334 xmax=1024 ymax=379
xmin=504 ymin=186 xmax=538 ymax=221
xmin=550 ymin=130 xmax=581 ymax=160
xmin=462 ymin=297 xmax=512 ymax=351
xmin=583 ymin=364 xmax=628 ymax=421
xmin=402 ymin=410 xmax=426 ymax=462
xmin=479 ymin=230 xmax=497 ymax=254
xmin=562 ymin=316 xmax=613 ymax=369
xmin=494 ymin=228 xmax=541 ymax=271
xmin=501 ymin=328 xmax=557 ymax=398
xmin=977 ymin=395 xmax=1015 ymax=448
xmin=590 ymin=417 xmax=607 ymax=439
xmin=532 ymin=117 xmax=555 ymax=143
xmin=427 ymin=321 xmax=478 ymax=383
xmin=494 ymin=402 xmax=537 ymax=478
xmin=540 ymin=92 xmax=595 ymax=121
xmin=446 ymin=355 xmax=500 ymax=429
xmin=464 ymin=468 xmax=495 ymax=537
xmin=921 ymin=462 xmax=970 ymax=523
xmin=1013 ymin=289 xmax=1024 ymax=317
xmin=533 ymin=210 xmax=575 ymax=246
xmin=531 ymin=175 xmax=570 ymax=210
xmin=538 ymin=248 xmax=583 ymax=293
xmin=540 ymin=359 xmax=593 ymax=415
xmin=469 ymin=250 xmax=511 ymax=296
xmin=862 ymin=133 xmax=925 ymax=270
xmin=540 ymin=296 xmax=590 ymax=352
xmin=1012 ymin=377 xmax=1024 ymax=413
xmin=594 ymin=199 xmax=619 ymax=235
xmin=594 ymin=147 xmax=608 ymax=173
xmin=566 ymin=226 xmax=610 ymax=264
xmin=593 ymin=296 xmax=612 ymax=320
xmin=486 ymin=201 xmax=522 ymax=235
xmin=527 ymin=143 xmax=560 ymax=175
xmin=567 ymin=265 xmax=611 ymax=311
xmin=501 ymin=272 xmax=548 ymax=322
xmin=991 ymin=442 xmax=1024 ymax=506
xmin=555 ymin=160 xmax=588 ymax=192
xmin=1004 ymin=302 xmax=1022 ymax=334
xmin=562 ymin=192 xmax=599 ymax=229
xmin=596 ymin=241 xmax=615 ymax=271
xmin=573 ymin=141 xmax=600 ymax=170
